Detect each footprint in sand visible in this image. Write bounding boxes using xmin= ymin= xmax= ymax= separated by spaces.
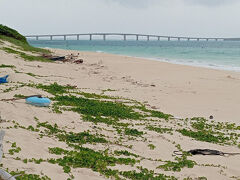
xmin=122 ymin=76 xmax=154 ymax=87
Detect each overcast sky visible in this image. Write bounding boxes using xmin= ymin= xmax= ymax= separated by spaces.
xmin=1 ymin=0 xmax=240 ymax=37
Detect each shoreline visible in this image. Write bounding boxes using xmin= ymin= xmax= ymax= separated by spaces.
xmin=29 ymin=40 xmax=240 ymax=73
xmin=44 ymin=46 xmax=240 ymax=73
xmin=106 ymin=52 xmax=240 ymax=73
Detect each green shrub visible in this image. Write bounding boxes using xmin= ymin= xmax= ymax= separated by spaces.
xmin=0 ymin=24 xmax=50 ymax=54
xmin=0 ymin=24 xmax=27 ymax=43
xmin=124 ymin=128 xmax=143 ymax=136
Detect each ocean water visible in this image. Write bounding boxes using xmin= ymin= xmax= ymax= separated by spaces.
xmin=28 ymin=40 xmax=240 ymax=71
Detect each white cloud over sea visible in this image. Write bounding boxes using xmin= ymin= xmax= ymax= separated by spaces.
xmin=0 ymin=0 xmax=240 ymax=37
xmin=183 ymin=0 xmax=238 ymax=7
xmin=107 ymin=0 xmax=239 ymax=8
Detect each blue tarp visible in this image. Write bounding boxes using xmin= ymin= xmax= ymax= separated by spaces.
xmin=25 ymin=96 xmax=51 ymax=107
xmin=0 ymin=75 xmax=8 ymax=84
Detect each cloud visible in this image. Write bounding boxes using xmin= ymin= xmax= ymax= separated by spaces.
xmin=182 ymin=0 xmax=239 ymax=7
xmin=106 ymin=0 xmax=239 ymax=8
xmin=104 ymin=0 xmax=159 ymax=8
xmin=1 ymin=0 xmax=240 ymax=37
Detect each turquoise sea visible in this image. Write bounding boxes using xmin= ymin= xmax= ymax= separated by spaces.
xmin=29 ymin=40 xmax=240 ymax=71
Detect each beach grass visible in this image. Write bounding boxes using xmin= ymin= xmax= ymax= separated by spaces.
xmin=1 ymin=47 xmax=51 ymax=62
xmin=4 ymin=81 xmax=239 ymax=180
xmin=0 ymin=64 xmax=15 ymax=68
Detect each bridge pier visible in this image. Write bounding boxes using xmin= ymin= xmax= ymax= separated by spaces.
xmin=50 ymin=36 xmax=53 ymax=40
xmin=90 ymin=34 xmax=92 ymax=41
xmin=136 ymin=35 xmax=139 ymax=41
xmin=178 ymin=38 xmax=180 ymax=41
xmin=103 ymin=35 xmax=106 ymax=41
xmin=64 ymin=35 xmax=66 ymax=41
xmin=188 ymin=38 xmax=190 ymax=41
xmin=124 ymin=35 xmax=126 ymax=41
xmin=197 ymin=38 xmax=199 ymax=41
xmin=168 ymin=37 xmax=170 ymax=41
xmin=215 ymin=39 xmax=218 ymax=41
xmin=36 ymin=36 xmax=39 ymax=40
xmin=77 ymin=35 xmax=79 ymax=40
xmin=206 ymin=39 xmax=209 ymax=41
xmin=147 ymin=36 xmax=150 ymax=41
xmin=158 ymin=37 xmax=160 ymax=41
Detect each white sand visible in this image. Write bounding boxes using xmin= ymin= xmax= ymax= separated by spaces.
xmin=0 ymin=43 xmax=240 ymax=180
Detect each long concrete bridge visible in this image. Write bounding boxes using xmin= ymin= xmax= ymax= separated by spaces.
xmin=25 ymin=33 xmax=237 ymax=41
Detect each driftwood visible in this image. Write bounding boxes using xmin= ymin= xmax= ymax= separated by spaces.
xmin=42 ymin=53 xmax=84 ymax=64
xmin=42 ymin=54 xmax=66 ymax=61
xmin=174 ymin=149 xmax=240 ymax=156
xmin=0 ymin=130 xmax=16 ymax=180
xmin=50 ymin=56 xmax=65 ymax=61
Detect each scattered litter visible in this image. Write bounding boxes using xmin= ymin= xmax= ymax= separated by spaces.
xmin=173 ymin=117 xmax=182 ymax=120
xmin=66 ymin=84 xmax=77 ymax=88
xmin=42 ymin=53 xmax=84 ymax=64
xmin=66 ymin=53 xmax=79 ymax=59
xmin=174 ymin=149 xmax=240 ymax=156
xmin=151 ymin=106 xmax=157 ymax=109
xmin=73 ymin=59 xmax=83 ymax=64
xmin=25 ymin=96 xmax=51 ymax=107
xmin=0 ymin=75 xmax=8 ymax=84
xmin=50 ymin=56 xmax=66 ymax=61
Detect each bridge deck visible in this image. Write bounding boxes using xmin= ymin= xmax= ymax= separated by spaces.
xmin=25 ymin=33 xmax=236 ymax=41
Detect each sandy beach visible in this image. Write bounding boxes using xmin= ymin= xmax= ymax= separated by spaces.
xmin=52 ymin=48 xmax=240 ymax=123
xmin=0 ymin=41 xmax=240 ymax=180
